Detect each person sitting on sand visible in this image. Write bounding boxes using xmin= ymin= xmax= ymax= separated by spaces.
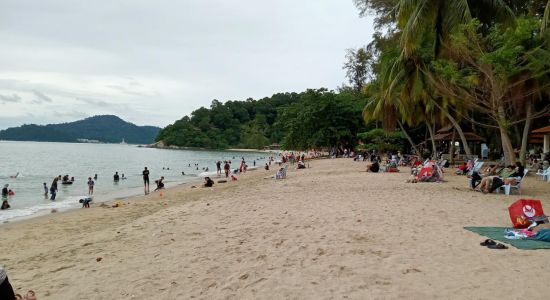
xmin=265 ymin=163 xmax=269 ymax=171
xmin=276 ymin=168 xmax=285 ymax=179
xmin=297 ymin=161 xmax=306 ymax=169
xmin=204 ymin=177 xmax=214 ymax=187
xmin=366 ymin=160 xmax=380 ymax=173
xmin=1 ymin=200 xmax=10 ymax=210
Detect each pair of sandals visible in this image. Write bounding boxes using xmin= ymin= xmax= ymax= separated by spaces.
xmin=480 ymin=239 xmax=508 ymax=249
xmin=15 ymin=290 xmax=36 ymax=300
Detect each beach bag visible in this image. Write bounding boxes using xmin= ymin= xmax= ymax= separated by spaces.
xmin=508 ymin=199 xmax=545 ymax=228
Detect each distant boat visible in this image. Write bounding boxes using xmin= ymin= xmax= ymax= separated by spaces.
xmin=120 ymin=138 xmax=127 ymax=145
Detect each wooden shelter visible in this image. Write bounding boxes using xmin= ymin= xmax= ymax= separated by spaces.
xmin=531 ymin=125 xmax=550 ymax=153
xmin=433 ymin=125 xmax=485 ymax=160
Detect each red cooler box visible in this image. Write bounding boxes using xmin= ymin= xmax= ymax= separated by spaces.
xmin=508 ymin=199 xmax=544 ymax=228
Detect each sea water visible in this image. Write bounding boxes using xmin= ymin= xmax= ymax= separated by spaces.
xmin=0 ymin=141 xmax=271 ymax=223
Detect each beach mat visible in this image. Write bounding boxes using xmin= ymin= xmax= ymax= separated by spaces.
xmin=464 ymin=226 xmax=550 ymax=250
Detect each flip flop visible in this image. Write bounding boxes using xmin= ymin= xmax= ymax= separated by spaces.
xmin=480 ymin=239 xmax=496 ymax=246
xmin=488 ymin=243 xmax=508 ymax=250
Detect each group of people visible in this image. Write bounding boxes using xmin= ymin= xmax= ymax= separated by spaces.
xmin=1 ymin=184 xmax=15 ymax=210
xmin=469 ymin=161 xmax=525 ymax=193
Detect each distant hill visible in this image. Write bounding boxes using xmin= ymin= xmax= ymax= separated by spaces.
xmin=0 ymin=115 xmax=160 ymax=144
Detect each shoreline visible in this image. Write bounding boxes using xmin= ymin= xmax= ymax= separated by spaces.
xmin=0 ymin=175 xmax=205 ymax=225
xmin=2 ymin=159 xmax=550 ymax=299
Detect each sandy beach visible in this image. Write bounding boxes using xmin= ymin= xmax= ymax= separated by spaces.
xmin=1 ymin=158 xmax=550 ymax=299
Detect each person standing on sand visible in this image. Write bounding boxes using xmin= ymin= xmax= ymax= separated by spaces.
xmin=224 ymin=161 xmax=230 ymax=178
xmin=142 ymin=167 xmax=150 ymax=194
xmin=87 ymin=177 xmax=94 ymax=195
xmin=216 ymin=161 xmax=222 ymax=175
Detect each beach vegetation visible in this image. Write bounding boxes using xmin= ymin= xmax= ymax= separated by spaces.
xmin=352 ymin=0 xmax=550 ymax=164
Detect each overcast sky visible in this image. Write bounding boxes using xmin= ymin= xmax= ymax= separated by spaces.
xmin=0 ymin=0 xmax=374 ymax=129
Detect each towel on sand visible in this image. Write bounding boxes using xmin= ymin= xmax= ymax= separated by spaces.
xmin=464 ymin=227 xmax=550 ymax=250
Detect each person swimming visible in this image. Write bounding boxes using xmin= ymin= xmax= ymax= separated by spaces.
xmin=1 ymin=200 xmax=9 ymax=210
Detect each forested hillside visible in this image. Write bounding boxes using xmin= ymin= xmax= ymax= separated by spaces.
xmin=0 ymin=115 xmax=160 ymax=144
xmin=156 ymin=89 xmax=368 ymax=150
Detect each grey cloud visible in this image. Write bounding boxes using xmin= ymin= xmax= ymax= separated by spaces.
xmin=51 ymin=110 xmax=88 ymax=119
xmin=0 ymin=93 xmax=21 ymax=103
xmin=0 ymin=0 xmax=372 ymax=128
xmin=76 ymin=97 xmax=109 ymax=107
xmin=106 ymin=85 xmax=155 ymax=97
xmin=31 ymin=90 xmax=53 ymax=103
xmin=75 ymin=97 xmax=133 ymax=112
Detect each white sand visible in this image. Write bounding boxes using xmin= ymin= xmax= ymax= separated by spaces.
xmin=1 ymin=158 xmax=550 ymax=299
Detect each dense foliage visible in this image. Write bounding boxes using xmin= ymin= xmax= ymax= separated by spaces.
xmin=0 ymin=115 xmax=160 ymax=144
xmin=351 ymin=0 xmax=550 ymax=164
xmin=157 ymin=90 xmax=368 ymax=150
xmin=357 ymin=128 xmax=406 ymax=152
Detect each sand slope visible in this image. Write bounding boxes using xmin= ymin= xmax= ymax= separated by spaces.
xmin=1 ymin=158 xmax=550 ymax=299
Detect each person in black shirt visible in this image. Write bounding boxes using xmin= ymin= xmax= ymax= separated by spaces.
xmin=142 ymin=167 xmax=150 ymax=194
xmin=113 ymin=171 xmax=120 ymax=182
xmin=216 ymin=161 xmax=222 ymax=175
xmin=1 ymin=184 xmax=8 ymax=198
xmin=204 ymin=177 xmax=214 ymax=187
xmin=50 ymin=176 xmax=60 ymax=200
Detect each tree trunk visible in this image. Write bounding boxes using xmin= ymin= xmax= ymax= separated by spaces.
xmin=444 ymin=110 xmax=472 ymax=157
xmin=519 ymin=100 xmax=533 ymax=165
xmin=498 ymin=105 xmax=516 ymax=165
xmin=426 ymin=121 xmax=437 ymax=159
xmin=398 ymin=120 xmax=419 ymax=155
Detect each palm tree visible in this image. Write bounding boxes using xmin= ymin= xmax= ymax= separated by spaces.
xmin=396 ymin=0 xmax=515 ymax=57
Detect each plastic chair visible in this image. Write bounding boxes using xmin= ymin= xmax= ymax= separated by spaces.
xmin=536 ymin=168 xmax=550 ymax=181
xmin=498 ymin=169 xmax=529 ymax=195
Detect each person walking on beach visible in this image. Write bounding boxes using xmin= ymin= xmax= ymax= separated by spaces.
xmin=50 ymin=176 xmax=59 ymax=201
xmin=223 ymin=161 xmax=230 ymax=178
xmin=87 ymin=177 xmax=94 ymax=195
xmin=216 ymin=161 xmax=222 ymax=175
xmin=142 ymin=167 xmax=150 ymax=194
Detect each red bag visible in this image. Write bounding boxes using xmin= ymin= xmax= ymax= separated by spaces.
xmin=508 ymin=199 xmax=544 ymax=228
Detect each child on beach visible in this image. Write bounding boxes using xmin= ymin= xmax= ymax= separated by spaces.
xmin=204 ymin=177 xmax=214 ymax=187
xmin=79 ymin=197 xmax=92 ymax=208
xmin=43 ymin=183 xmax=48 ymax=199
xmin=87 ymin=177 xmax=94 ymax=195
